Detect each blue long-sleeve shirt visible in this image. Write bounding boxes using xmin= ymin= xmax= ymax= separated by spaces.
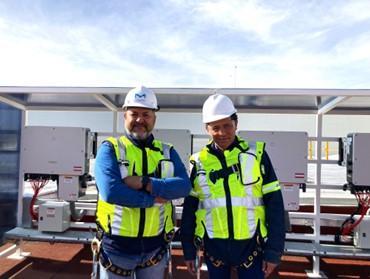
xmin=95 ymin=135 xmax=191 ymax=207
xmin=94 ymin=133 xmax=191 ymax=254
xmin=180 ymin=138 xmax=285 ymax=265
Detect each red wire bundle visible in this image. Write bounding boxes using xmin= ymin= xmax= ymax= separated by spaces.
xmin=29 ymin=179 xmax=49 ymax=220
xmin=341 ymin=191 xmax=370 ymax=236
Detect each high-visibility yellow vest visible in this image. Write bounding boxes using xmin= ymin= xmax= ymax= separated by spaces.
xmin=96 ymin=135 xmax=174 ymax=237
xmin=191 ymin=137 xmax=280 ymax=240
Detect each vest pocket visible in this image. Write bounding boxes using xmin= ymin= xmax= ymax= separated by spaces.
xmin=158 ymin=159 xmax=175 ymax=178
xmin=197 ymin=171 xmax=211 ymax=199
xmin=238 ymin=153 xmax=261 ymax=186
xmin=118 ymin=160 xmax=129 ymax=179
xmin=197 ymin=170 xmax=208 ymax=186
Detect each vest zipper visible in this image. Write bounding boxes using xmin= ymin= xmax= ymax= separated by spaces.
xmin=137 ymin=146 xmax=148 ymax=237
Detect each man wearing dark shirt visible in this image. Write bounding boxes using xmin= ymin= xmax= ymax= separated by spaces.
xmin=181 ymin=94 xmax=285 ymax=279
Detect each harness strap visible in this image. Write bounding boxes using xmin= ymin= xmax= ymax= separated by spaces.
xmin=208 ymin=163 xmax=239 ymax=184
xmin=137 ymin=247 xmax=167 ymax=268
xmin=99 ymin=251 xmax=134 ymax=277
xmin=205 ymin=235 xmax=262 ymax=269
xmin=95 ymin=223 xmax=105 ymax=240
xmin=99 ymin=246 xmax=168 ymax=277
xmin=97 ymin=228 xmax=173 ymax=277
xmin=205 ymin=247 xmax=261 ymax=269
xmin=91 ymin=237 xmax=101 ymax=279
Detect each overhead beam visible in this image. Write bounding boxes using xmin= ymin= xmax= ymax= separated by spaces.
xmin=26 ymin=106 xmax=108 ymax=111
xmin=0 ymin=94 xmax=26 ymax=110
xmin=93 ymin=94 xmax=118 ymax=111
xmin=2 ymin=86 xmax=370 ymax=97
xmin=317 ymin=96 xmax=349 ymax=115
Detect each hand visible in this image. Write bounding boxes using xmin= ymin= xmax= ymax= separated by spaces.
xmin=123 ymin=176 xmax=142 ymax=190
xmin=262 ymin=261 xmax=277 ymax=278
xmin=154 ymin=197 xmax=167 ymax=204
xmin=185 ymin=260 xmax=197 ymax=276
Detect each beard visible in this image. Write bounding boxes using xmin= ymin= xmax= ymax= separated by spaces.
xmin=125 ymin=126 xmax=150 ymax=140
xmin=132 ymin=131 xmax=149 ymax=140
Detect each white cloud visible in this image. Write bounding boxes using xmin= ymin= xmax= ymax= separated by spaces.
xmin=333 ymin=32 xmax=370 ymax=62
xmin=194 ymin=0 xmax=287 ymax=40
xmin=341 ymin=1 xmax=370 ymax=21
xmin=1 ymin=1 xmax=370 ymax=89
xmin=0 ymin=16 xmax=158 ymax=86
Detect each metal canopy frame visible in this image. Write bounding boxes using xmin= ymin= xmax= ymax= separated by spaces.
xmin=2 ymin=86 xmax=370 ymax=279
xmin=1 ymin=86 xmax=370 ymax=114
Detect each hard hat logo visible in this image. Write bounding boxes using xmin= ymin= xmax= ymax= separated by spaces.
xmin=135 ymin=93 xmax=146 ymax=101
xmin=123 ymin=86 xmax=159 ymax=110
xmin=202 ymin=94 xmax=237 ymax=124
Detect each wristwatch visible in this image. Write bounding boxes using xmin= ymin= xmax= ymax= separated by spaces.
xmin=141 ymin=176 xmax=150 ymax=192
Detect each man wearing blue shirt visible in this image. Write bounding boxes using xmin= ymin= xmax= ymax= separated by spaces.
xmin=94 ymin=86 xmax=191 ymax=278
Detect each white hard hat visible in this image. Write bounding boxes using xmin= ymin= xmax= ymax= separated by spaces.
xmin=123 ymin=86 xmax=159 ymax=110
xmin=202 ymin=94 xmax=237 ymax=123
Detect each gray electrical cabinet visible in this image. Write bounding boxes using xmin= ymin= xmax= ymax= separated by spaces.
xmin=38 ymin=201 xmax=70 ymax=232
xmin=238 ymin=131 xmax=308 ymax=211
xmin=21 ymin=126 xmax=96 ymax=201
xmin=21 ymin=126 xmax=94 ymax=176
xmin=354 ymin=216 xmax=370 ymax=249
xmin=346 ymin=133 xmax=370 ymax=186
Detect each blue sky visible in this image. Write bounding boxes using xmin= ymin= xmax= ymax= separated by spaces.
xmin=1 ymin=0 xmax=370 ymax=88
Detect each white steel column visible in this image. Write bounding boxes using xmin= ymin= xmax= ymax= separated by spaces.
xmin=113 ymin=111 xmax=118 ymax=136
xmin=17 ymin=111 xmax=26 ymax=227
xmin=314 ymin=114 xmax=322 ymax=275
xmin=307 ymin=113 xmax=327 ymax=278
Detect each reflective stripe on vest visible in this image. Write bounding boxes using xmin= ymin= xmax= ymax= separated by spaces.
xmin=96 ymin=136 xmax=174 ymax=237
xmin=240 ymin=143 xmax=261 ymax=238
xmin=192 ymin=138 xmax=273 ymax=240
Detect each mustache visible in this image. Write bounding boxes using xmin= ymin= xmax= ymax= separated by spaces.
xmin=133 ymin=123 xmax=147 ymax=129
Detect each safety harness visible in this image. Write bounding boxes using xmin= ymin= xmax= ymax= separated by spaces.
xmin=92 ymin=224 xmax=175 ymax=277
xmin=203 ymin=233 xmax=263 ymax=270
xmin=99 ymin=244 xmax=168 ymax=277
xmin=208 ymin=163 xmax=240 ymax=184
xmin=193 ymin=219 xmax=264 ymax=271
xmin=92 ymin=137 xmax=175 ymax=277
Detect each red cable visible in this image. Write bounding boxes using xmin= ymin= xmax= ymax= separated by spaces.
xmin=29 ymin=188 xmax=39 ymax=220
xmin=28 ymin=179 xmax=49 ymax=221
xmin=341 ymin=192 xmax=370 ymax=235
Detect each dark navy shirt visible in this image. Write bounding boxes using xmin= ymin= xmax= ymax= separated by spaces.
xmin=180 ymin=137 xmax=285 ymax=264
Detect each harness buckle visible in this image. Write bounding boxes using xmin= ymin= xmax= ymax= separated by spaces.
xmin=148 ymin=255 xmax=157 ymax=266
xmin=213 ymin=259 xmax=223 ymax=267
xmin=256 ymin=234 xmax=261 ymax=245
xmin=164 ymin=229 xmax=175 ymax=242
xmin=242 ymin=261 xmax=253 ymax=269
xmin=91 ymin=237 xmax=101 ymax=255
xmin=194 ymin=236 xmax=203 ymax=249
